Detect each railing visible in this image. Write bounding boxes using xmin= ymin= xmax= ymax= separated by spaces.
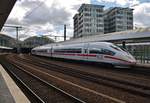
xmin=126 ymin=45 xmax=150 ymax=64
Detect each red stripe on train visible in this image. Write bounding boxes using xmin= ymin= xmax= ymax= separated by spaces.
xmin=104 ymin=55 xmax=133 ymax=64
xmin=77 ymin=54 xmax=96 ymax=57
xmin=53 ymin=53 xmax=96 ymax=57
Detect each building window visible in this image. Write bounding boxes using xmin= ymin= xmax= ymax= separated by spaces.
xmin=117 ymin=10 xmax=123 ymax=14
xmin=97 ymin=29 xmax=103 ymax=32
xmin=84 ymin=18 xmax=91 ymax=22
xmin=116 ymin=21 xmax=123 ymax=24
xmin=84 ymin=29 xmax=91 ymax=32
xmin=127 ymin=12 xmax=132 ymax=15
xmin=96 ymin=14 xmax=103 ymax=17
xmin=97 ymin=19 xmax=102 ymax=22
xmin=85 ymin=23 xmax=91 ymax=27
xmin=84 ymin=13 xmax=91 ymax=16
xmin=97 ymin=24 xmax=103 ymax=27
xmin=117 ymin=26 xmax=123 ymax=29
xmin=127 ymin=17 xmax=133 ymax=20
xmin=84 ymin=8 xmax=88 ymax=11
xmin=96 ymin=9 xmax=103 ymax=12
xmin=117 ymin=16 xmax=123 ymax=19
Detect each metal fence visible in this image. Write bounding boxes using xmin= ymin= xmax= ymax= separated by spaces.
xmin=126 ymin=45 xmax=150 ymax=64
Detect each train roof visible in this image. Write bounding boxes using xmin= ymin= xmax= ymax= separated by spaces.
xmin=32 ymin=42 xmax=113 ymax=50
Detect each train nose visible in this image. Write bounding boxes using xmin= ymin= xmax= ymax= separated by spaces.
xmin=128 ymin=55 xmax=136 ymax=64
xmin=123 ymin=53 xmax=136 ymax=64
xmin=129 ymin=59 xmax=136 ymax=64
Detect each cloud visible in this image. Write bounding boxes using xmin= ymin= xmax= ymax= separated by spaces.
xmin=133 ymin=2 xmax=150 ymax=27
xmin=6 ymin=0 xmax=150 ymax=42
xmin=5 ymin=18 xmax=22 ymax=25
xmin=96 ymin=0 xmax=140 ymax=6
xmin=96 ymin=0 xmax=150 ymax=28
xmin=23 ymin=3 xmax=71 ymax=25
xmin=4 ymin=0 xmax=90 ymax=41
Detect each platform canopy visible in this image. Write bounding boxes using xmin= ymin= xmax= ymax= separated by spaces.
xmin=0 ymin=0 xmax=16 ymax=31
xmin=59 ymin=28 xmax=150 ymax=45
xmin=34 ymin=28 xmax=150 ymax=50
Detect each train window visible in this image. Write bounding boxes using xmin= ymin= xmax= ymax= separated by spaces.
xmin=90 ymin=49 xmax=102 ymax=54
xmin=101 ymin=49 xmax=115 ymax=56
xmin=110 ymin=45 xmax=121 ymax=51
xmin=37 ymin=49 xmax=47 ymax=53
xmin=32 ymin=50 xmax=35 ymax=53
xmin=54 ymin=49 xmax=63 ymax=53
xmin=84 ymin=49 xmax=88 ymax=53
xmin=69 ymin=48 xmax=81 ymax=53
xmin=54 ymin=48 xmax=81 ymax=53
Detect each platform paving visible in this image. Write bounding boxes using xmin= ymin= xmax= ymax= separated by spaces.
xmin=0 ymin=72 xmax=15 ymax=103
xmin=0 ymin=64 xmax=30 ymax=103
xmin=136 ymin=63 xmax=150 ymax=68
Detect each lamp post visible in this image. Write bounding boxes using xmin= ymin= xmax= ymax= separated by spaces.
xmin=4 ymin=25 xmax=22 ymax=53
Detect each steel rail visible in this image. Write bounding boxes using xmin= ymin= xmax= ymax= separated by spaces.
xmin=0 ymin=61 xmax=45 ymax=103
xmin=15 ymin=55 xmax=150 ymax=98
xmin=7 ymin=58 xmax=86 ymax=103
xmin=8 ymin=57 xmax=125 ymax=103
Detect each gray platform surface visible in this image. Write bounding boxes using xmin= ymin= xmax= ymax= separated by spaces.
xmin=0 ymin=72 xmax=15 ymax=103
xmin=0 ymin=64 xmax=30 ymax=103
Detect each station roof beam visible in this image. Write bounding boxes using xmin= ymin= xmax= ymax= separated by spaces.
xmin=0 ymin=0 xmax=16 ymax=31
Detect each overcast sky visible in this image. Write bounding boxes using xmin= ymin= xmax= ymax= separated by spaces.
xmin=2 ymin=0 xmax=150 ymax=41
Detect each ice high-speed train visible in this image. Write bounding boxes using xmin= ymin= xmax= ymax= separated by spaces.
xmin=0 ymin=46 xmax=13 ymax=54
xmin=31 ymin=42 xmax=136 ymax=66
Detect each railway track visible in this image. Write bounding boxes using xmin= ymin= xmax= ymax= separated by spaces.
xmin=0 ymin=56 xmax=86 ymax=103
xmin=1 ymin=54 xmax=150 ymax=103
xmin=6 ymin=54 xmax=126 ymax=103
xmin=32 ymin=55 xmax=150 ymax=77
xmin=14 ymin=54 xmax=150 ymax=98
xmin=0 ymin=57 xmax=44 ymax=103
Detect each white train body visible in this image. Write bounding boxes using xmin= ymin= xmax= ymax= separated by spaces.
xmin=0 ymin=46 xmax=13 ymax=54
xmin=31 ymin=42 xmax=136 ymax=66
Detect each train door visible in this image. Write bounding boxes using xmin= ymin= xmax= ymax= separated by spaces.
xmin=50 ymin=46 xmax=53 ymax=57
xmin=83 ymin=43 xmax=89 ymax=60
xmin=88 ymin=44 xmax=103 ymax=62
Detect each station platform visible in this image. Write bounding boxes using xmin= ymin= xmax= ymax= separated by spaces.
xmin=136 ymin=63 xmax=150 ymax=68
xmin=0 ymin=64 xmax=30 ymax=103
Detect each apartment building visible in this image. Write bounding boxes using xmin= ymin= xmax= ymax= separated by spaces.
xmin=73 ymin=4 xmax=104 ymax=38
xmin=73 ymin=4 xmax=133 ymax=38
xmin=104 ymin=7 xmax=133 ymax=34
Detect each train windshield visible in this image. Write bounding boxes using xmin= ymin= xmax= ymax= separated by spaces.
xmin=111 ymin=44 xmax=130 ymax=54
xmin=110 ymin=45 xmax=122 ymax=51
xmin=119 ymin=47 xmax=130 ymax=53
